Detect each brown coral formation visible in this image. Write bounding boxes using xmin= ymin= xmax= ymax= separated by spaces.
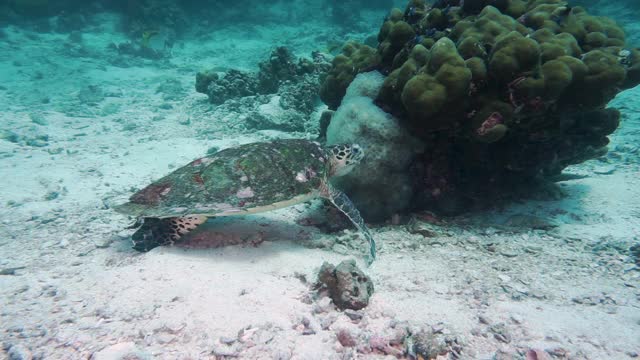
xmin=321 ymin=0 xmax=640 ymax=214
xmin=320 ymin=42 xmax=380 ymax=110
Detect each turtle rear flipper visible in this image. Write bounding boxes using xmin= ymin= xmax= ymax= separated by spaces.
xmin=131 ymin=215 xmax=207 ymax=252
xmin=323 ymin=184 xmax=377 ymax=265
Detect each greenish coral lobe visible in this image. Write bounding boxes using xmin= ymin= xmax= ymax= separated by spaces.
xmin=320 ymin=42 xmax=380 ymax=110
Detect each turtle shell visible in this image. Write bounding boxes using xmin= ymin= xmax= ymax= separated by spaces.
xmin=115 ymin=139 xmax=328 ymax=218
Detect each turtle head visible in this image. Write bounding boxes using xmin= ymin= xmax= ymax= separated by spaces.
xmin=327 ymin=143 xmax=364 ymax=177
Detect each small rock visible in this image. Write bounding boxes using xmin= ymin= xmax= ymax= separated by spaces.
xmin=546 ymin=347 xmax=569 ymax=358
xmin=524 ymin=245 xmax=543 ymax=254
xmin=593 ymin=166 xmax=615 ymax=175
xmin=211 ymin=345 xmax=239 ymax=357
xmin=630 ymin=244 xmax=640 ymax=266
xmin=525 ymin=349 xmax=551 ymax=360
xmin=7 ymin=325 xmax=25 ymax=333
xmin=44 ymin=191 xmax=60 ymax=201
xmin=302 ymin=328 xmax=316 ymax=335
xmin=95 ymin=237 xmax=114 ymax=249
xmin=478 ymin=315 xmax=492 ymax=325
xmin=0 ymin=267 xmax=26 ymax=276
xmin=0 ymin=129 xmax=21 ymax=143
xmin=504 ymin=214 xmax=556 ymax=230
xmin=407 ymin=219 xmax=440 ymax=237
xmin=494 ymin=349 xmax=517 ymax=360
xmin=470 ymin=327 xmax=485 ymax=337
xmin=331 ymin=243 xmax=349 ymax=255
xmin=411 ymin=328 xmax=464 ymax=359
xmin=512 ymin=283 xmax=530 ymax=295
xmin=316 ymin=260 xmax=374 ymax=310
xmin=7 ymin=344 xmax=32 ymax=360
xmin=295 ymin=316 xmax=317 ymax=336
xmin=29 ymin=113 xmax=48 ymax=126
xmin=312 ymin=296 xmax=333 ymax=314
xmin=78 ymin=84 xmax=105 ymax=104
xmin=90 ymin=342 xmax=151 ymax=360
xmin=499 ymin=248 xmax=520 ymax=258
xmin=336 ymin=328 xmax=357 ymax=347
xmin=272 ymin=349 xmax=292 ymax=360
xmin=343 ymin=309 xmax=363 ymax=321
xmin=155 ymin=333 xmax=174 ymax=344
xmin=488 ymin=323 xmax=511 ymax=343
xmin=510 ymin=314 xmax=523 ymax=324
xmin=320 ymin=314 xmax=337 ymax=330
xmin=237 ymin=326 xmax=259 ymax=343
xmin=219 ymin=336 xmax=236 ymax=345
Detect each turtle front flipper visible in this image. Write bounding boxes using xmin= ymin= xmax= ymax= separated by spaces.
xmin=131 ymin=215 xmax=208 ymax=252
xmin=323 ymin=184 xmax=377 ymax=265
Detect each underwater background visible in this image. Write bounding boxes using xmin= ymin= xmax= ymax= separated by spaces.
xmin=1 ymin=0 xmax=639 ymax=359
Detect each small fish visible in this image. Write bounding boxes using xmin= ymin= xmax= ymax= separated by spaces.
xmin=141 ymin=30 xmax=159 ymax=48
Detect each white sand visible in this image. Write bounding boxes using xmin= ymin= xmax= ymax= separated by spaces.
xmin=1 ymin=12 xmax=639 ymax=360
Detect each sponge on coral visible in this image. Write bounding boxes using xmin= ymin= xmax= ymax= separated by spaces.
xmin=327 ymin=71 xmax=424 ymax=220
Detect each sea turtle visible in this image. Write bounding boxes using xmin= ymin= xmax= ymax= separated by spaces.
xmin=115 ymin=139 xmax=377 ymax=263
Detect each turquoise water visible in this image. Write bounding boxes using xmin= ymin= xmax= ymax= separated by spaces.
xmin=1 ymin=1 xmax=639 ymax=359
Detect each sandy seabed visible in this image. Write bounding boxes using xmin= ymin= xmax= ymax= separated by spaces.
xmin=1 ymin=12 xmax=639 ymax=360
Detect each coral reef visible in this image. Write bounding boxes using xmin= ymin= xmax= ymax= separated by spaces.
xmin=321 ymin=0 xmax=640 ymax=215
xmin=320 ymin=42 xmax=380 ymax=110
xmin=196 ymin=69 xmax=260 ymax=105
xmin=256 ymin=47 xmax=300 ymax=93
xmin=197 ymin=47 xmax=329 ymax=107
xmin=316 ymin=260 xmax=374 ymax=310
xmin=195 ymin=48 xmax=330 ymax=132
